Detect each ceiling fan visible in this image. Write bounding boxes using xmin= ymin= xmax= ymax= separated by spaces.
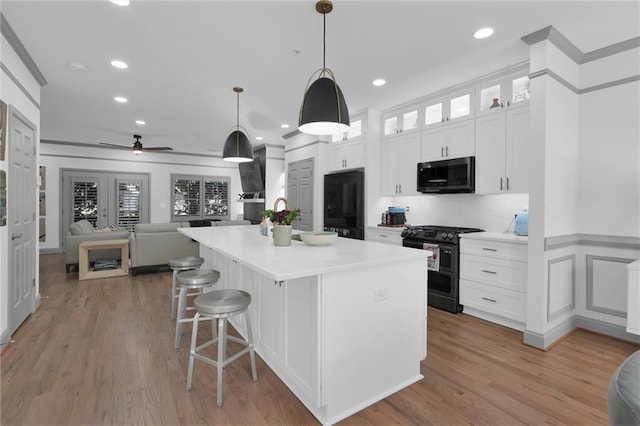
xmin=99 ymin=134 xmax=173 ymax=155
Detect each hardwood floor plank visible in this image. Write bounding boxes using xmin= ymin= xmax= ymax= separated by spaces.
xmin=1 ymin=253 xmax=638 ymax=425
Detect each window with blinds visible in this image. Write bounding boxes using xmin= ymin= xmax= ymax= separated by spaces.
xmin=72 ymin=180 xmax=99 ymax=226
xmin=172 ymin=175 xmax=230 ymax=221
xmin=117 ymin=180 xmax=141 ymax=231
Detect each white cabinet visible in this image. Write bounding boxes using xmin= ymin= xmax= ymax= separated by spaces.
xmin=257 ymin=275 xmax=320 ymax=405
xmin=382 ymin=105 xmax=420 ymax=137
xmin=329 ymin=137 xmax=364 ymax=171
xmin=381 ymin=132 xmax=420 ymax=195
xmin=420 ymin=118 xmax=475 ymax=161
xmin=220 ymin=257 xmax=321 ymax=406
xmin=460 ymin=233 xmax=528 ymax=331
xmin=420 ymin=89 xmax=475 ymax=161
xmin=329 ymin=116 xmax=365 ymax=171
xmin=367 ymin=226 xmax=404 ymax=245
xmin=475 ymin=106 xmax=529 ymax=194
xmin=258 ymin=275 xmax=283 ymax=363
xmin=476 ymin=74 xmax=530 ymax=117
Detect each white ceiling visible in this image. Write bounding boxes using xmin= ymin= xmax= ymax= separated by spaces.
xmin=2 ymin=1 xmax=639 ymax=155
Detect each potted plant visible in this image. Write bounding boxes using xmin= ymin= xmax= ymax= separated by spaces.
xmin=263 ymin=197 xmax=300 ymax=246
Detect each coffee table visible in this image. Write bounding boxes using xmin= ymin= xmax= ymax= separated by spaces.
xmin=79 ymin=239 xmax=129 ymax=280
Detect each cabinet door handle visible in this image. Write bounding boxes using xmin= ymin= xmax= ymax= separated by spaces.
xmin=500 ymin=177 xmax=504 ymax=191
xmin=379 ymin=234 xmax=388 ymax=238
xmin=507 ymin=101 xmax=510 ymax=107
xmin=500 ymin=102 xmax=504 ymax=108
xmin=482 ymin=297 xmax=497 ymax=303
xmin=11 ymin=233 xmax=23 ymax=240
xmin=482 ymin=247 xmax=497 ymax=252
xmin=398 ymin=184 xmax=402 ymax=193
xmin=445 ymin=146 xmax=449 ymax=157
xmin=441 ymin=118 xmax=445 ymax=123
xmin=441 ymin=147 xmax=444 ymax=157
xmin=482 ymin=269 xmax=497 ymax=275
xmin=446 ymin=117 xmax=449 ymax=121
xmin=506 ymin=177 xmax=510 ymax=191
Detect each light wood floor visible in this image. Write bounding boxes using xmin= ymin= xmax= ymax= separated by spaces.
xmin=2 ymin=253 xmax=638 ymax=425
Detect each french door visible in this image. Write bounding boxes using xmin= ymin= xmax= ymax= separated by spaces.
xmin=61 ymin=170 xmax=150 ymax=247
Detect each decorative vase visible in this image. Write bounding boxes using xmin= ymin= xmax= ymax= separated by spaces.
xmin=273 ymin=224 xmax=292 ymax=246
xmin=490 ymin=98 xmax=501 ymax=108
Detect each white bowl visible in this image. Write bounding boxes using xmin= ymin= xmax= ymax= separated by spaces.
xmin=299 ymin=231 xmax=338 ymax=246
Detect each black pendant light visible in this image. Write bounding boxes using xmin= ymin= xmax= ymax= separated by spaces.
xmin=223 ymin=87 xmax=253 ymax=163
xmin=298 ymin=0 xmax=350 ymax=136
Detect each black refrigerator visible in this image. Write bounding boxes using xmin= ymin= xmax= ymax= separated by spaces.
xmin=324 ymin=169 xmax=365 ymax=240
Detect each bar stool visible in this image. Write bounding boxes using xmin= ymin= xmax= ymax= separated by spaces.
xmin=168 ymin=256 xmax=204 ymax=320
xmin=186 ymin=289 xmax=258 ymax=406
xmin=174 ymin=269 xmax=220 ymax=350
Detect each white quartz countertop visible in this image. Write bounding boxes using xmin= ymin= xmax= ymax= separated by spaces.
xmin=460 ymin=231 xmax=529 ymax=244
xmin=179 ymin=225 xmax=428 ymax=281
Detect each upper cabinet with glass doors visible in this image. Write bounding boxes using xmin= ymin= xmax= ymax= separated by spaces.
xmin=423 ymin=88 xmax=474 ymax=130
xmin=331 ymin=116 xmax=363 ymax=142
xmin=381 ymin=104 xmax=420 ymax=137
xmin=476 ymin=74 xmax=530 ymax=116
xmin=329 ymin=113 xmax=365 ymax=171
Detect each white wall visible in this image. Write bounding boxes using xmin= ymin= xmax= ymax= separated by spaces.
xmin=577 ymin=47 xmax=640 ymax=237
xmin=39 ymin=142 xmax=243 ymax=250
xmin=0 ymin=33 xmax=42 ymax=343
xmin=388 ymin=193 xmax=528 ymax=232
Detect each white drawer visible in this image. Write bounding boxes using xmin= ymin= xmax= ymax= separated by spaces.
xmin=367 ymin=228 xmax=403 ymax=246
xmin=460 ymin=254 xmax=527 ymax=292
xmin=460 ymin=279 xmax=526 ymax=323
xmin=461 ymin=238 xmax=527 ymax=261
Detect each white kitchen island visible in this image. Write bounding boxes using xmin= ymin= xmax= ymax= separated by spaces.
xmin=179 ymin=225 xmax=428 ymax=425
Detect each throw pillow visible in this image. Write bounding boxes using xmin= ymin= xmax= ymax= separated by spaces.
xmin=69 ymin=219 xmax=95 ymax=235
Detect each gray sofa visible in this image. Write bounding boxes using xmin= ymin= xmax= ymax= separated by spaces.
xmin=608 ymin=350 xmax=640 ymax=425
xmin=129 ymin=220 xmax=251 ymax=275
xmin=65 ymin=220 xmax=130 ymax=273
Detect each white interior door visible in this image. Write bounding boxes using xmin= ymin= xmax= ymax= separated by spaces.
xmin=8 ymin=106 xmax=37 ymax=335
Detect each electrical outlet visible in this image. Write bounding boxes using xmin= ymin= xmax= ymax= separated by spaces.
xmin=373 ymin=288 xmax=389 ymax=302
xmin=405 ymin=206 xmax=410 ymax=212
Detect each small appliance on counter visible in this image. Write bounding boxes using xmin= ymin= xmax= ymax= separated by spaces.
xmin=514 ymin=209 xmax=529 ymax=236
xmin=381 ymin=207 xmax=406 ymax=226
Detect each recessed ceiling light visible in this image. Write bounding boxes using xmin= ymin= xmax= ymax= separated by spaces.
xmin=281 ymin=124 xmax=290 ymax=129
xmin=114 ymin=96 xmax=128 ymax=103
xmin=135 ymin=120 xmax=146 ymax=125
xmin=372 ymin=79 xmax=386 ymax=87
xmin=255 ymin=136 xmax=263 ymax=141
xmin=110 ymin=0 xmax=130 ymax=6
xmin=474 ymin=27 xmax=494 ymax=39
xmin=111 ymin=60 xmax=128 ymax=69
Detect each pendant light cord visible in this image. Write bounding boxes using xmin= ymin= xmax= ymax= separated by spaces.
xmin=322 ymin=11 xmax=326 ymax=70
xmin=236 ymin=90 xmax=240 ymax=130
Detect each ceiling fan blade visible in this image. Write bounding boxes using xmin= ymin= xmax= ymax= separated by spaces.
xmin=99 ymin=142 xmax=132 ymax=149
xmin=143 ymin=147 xmax=173 ymax=151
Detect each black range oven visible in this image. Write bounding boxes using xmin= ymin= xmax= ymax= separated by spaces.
xmin=401 ymin=225 xmax=483 ymax=313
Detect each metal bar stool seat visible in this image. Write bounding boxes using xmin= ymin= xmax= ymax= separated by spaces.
xmin=186 ymin=289 xmax=258 ymax=406
xmin=169 ymin=256 xmax=205 ymax=320
xmin=174 ymin=268 xmax=220 ymax=350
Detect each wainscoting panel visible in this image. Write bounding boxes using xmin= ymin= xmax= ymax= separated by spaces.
xmin=586 ymin=255 xmax=634 ymax=318
xmin=547 ymin=254 xmax=575 ymax=322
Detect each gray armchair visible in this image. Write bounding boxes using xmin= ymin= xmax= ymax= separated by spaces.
xmin=64 ymin=220 xmax=130 ymax=272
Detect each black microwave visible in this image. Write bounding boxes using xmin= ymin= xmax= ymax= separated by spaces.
xmin=416 ymin=156 xmax=475 ymax=194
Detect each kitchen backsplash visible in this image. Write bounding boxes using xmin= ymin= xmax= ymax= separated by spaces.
xmin=370 ymin=193 xmax=528 ymax=232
